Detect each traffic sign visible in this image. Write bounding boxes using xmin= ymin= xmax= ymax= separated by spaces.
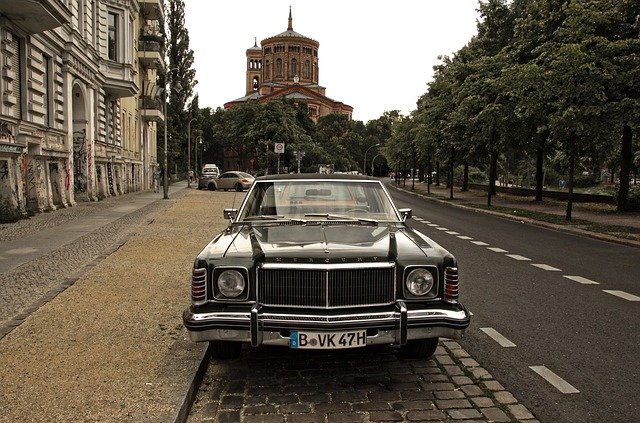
xmin=274 ymin=143 xmax=285 ymax=154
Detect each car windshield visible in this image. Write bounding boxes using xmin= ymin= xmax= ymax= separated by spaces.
xmin=238 ymin=179 xmax=399 ymax=221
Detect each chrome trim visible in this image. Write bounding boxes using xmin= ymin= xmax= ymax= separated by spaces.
xmin=402 ymin=265 xmax=439 ymax=300
xmin=184 ymin=303 xmax=469 ymax=344
xmin=260 ymin=262 xmax=395 ymax=271
xmin=191 ymin=267 xmax=207 ymax=306
xmin=398 ymin=300 xmax=408 ymax=345
xmin=212 ymin=266 xmax=250 ymax=301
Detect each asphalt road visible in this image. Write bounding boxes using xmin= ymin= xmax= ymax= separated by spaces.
xmin=389 ymin=187 xmax=640 ymax=423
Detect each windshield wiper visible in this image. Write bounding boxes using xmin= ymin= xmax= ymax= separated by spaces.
xmin=304 ymin=213 xmax=379 ymax=225
xmin=243 ymin=215 xmax=307 ymax=223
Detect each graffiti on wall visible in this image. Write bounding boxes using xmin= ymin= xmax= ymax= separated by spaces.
xmin=107 ymin=162 xmax=115 ymax=196
xmin=0 ymin=121 xmax=15 ymax=142
xmin=0 ymin=160 xmax=8 ymax=181
xmin=73 ymin=130 xmax=87 ymax=193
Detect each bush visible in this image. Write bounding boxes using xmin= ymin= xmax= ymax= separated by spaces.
xmin=0 ymin=196 xmax=24 ymax=223
xmin=625 ymin=186 xmax=640 ymax=211
xmin=573 ymin=174 xmax=598 ymax=188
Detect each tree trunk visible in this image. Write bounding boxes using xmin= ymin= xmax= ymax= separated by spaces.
xmin=565 ymin=132 xmax=577 ymax=221
xmin=462 ymin=162 xmax=469 ymax=192
xmin=535 ymin=145 xmax=544 ymax=202
xmin=427 ymin=157 xmax=432 ymax=194
xmin=617 ymin=124 xmax=632 ymax=212
xmin=449 ymin=146 xmax=455 ymax=200
xmin=488 ymin=151 xmax=498 ymax=207
xmin=435 ymin=161 xmax=440 ymax=186
xmin=411 ymin=152 xmax=416 ymax=190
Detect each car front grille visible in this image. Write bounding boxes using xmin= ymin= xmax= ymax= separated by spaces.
xmin=257 ymin=263 xmax=395 ymax=309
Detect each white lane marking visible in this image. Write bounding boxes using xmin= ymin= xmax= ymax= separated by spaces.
xmin=531 ymin=263 xmax=562 ymax=272
xmin=436 ymin=227 xmax=449 ymax=231
xmin=603 ymin=290 xmax=640 ymax=302
xmin=487 ymin=247 xmax=508 ymax=253
xmin=563 ymin=275 xmax=599 ymax=285
xmin=427 ymin=223 xmax=439 ymax=227
xmin=506 ymin=254 xmax=531 ymax=261
xmin=446 ymin=231 xmax=460 ymax=235
xmin=480 ymin=327 xmax=516 ymax=347
xmin=457 ymin=236 xmax=474 ymax=240
xmin=471 ymin=241 xmax=489 ymax=246
xmin=423 ymin=220 xmax=431 ymax=224
xmin=413 ymin=217 xmax=424 ymax=221
xmin=529 ymin=366 xmax=580 ymax=394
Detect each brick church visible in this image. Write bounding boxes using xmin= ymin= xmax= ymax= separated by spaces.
xmin=224 ymin=8 xmax=353 ymax=122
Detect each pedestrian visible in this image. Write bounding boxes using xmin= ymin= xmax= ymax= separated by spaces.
xmin=153 ymin=168 xmax=161 ymax=193
xmin=188 ymin=169 xmax=194 ymax=182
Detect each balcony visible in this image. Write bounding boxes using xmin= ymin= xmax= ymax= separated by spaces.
xmin=100 ymin=61 xmax=138 ymax=98
xmin=0 ymin=0 xmax=70 ymax=34
xmin=139 ymin=0 xmax=164 ymax=20
xmin=138 ymin=26 xmax=165 ymax=70
xmin=140 ymin=97 xmax=165 ymax=122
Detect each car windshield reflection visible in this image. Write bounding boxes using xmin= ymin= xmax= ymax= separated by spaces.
xmin=239 ymin=179 xmax=399 ymax=222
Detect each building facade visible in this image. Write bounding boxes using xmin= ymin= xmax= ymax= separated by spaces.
xmin=0 ymin=0 xmax=164 ymax=216
xmin=224 ymin=9 xmax=353 ymax=122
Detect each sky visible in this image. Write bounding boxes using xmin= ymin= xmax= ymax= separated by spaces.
xmin=183 ymin=1 xmax=481 ymax=123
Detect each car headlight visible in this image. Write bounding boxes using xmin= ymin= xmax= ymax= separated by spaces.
xmin=217 ymin=270 xmax=245 ymax=298
xmin=406 ymin=268 xmax=434 ymax=296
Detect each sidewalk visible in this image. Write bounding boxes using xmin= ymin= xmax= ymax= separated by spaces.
xmin=0 ymin=185 xmax=237 ymax=422
xmin=393 ymin=180 xmax=640 ymax=247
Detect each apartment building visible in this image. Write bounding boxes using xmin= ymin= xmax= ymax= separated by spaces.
xmin=0 ymin=0 xmax=165 ymax=215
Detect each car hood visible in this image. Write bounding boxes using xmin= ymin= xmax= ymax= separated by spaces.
xmin=204 ymin=223 xmax=444 ymax=263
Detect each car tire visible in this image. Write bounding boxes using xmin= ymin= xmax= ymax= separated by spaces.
xmin=209 ymin=341 xmax=242 ymax=359
xmin=400 ymin=337 xmax=439 ymax=359
xmin=207 ymin=183 xmax=217 ymax=191
xmin=235 ymin=183 xmax=243 ymax=192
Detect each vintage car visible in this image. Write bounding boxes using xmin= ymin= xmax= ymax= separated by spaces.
xmin=183 ymin=174 xmax=470 ymax=359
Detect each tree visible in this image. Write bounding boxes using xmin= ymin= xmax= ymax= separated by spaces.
xmin=165 ymin=0 xmax=198 ymax=173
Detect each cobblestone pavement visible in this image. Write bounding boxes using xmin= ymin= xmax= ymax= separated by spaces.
xmin=189 ymin=342 xmax=538 ymax=423
xmin=0 ymin=186 xmax=186 ymax=338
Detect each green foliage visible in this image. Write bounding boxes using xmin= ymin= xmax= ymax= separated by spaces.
xmin=0 ymin=196 xmax=23 ymax=223
xmin=626 ymin=186 xmax=640 ymax=211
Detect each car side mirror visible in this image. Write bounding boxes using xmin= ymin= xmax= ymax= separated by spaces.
xmin=398 ymin=208 xmax=412 ymax=221
xmin=224 ymin=208 xmax=237 ymax=220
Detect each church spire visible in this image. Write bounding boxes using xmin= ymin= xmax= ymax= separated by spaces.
xmin=288 ymin=6 xmax=293 ymax=31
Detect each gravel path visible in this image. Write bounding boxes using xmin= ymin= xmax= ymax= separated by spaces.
xmin=0 ymin=189 xmax=237 ymax=422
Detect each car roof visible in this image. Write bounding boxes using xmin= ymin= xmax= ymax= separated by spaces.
xmin=255 ymin=173 xmax=378 ymax=182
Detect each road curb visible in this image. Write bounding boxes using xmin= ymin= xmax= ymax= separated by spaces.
xmin=173 ymin=342 xmax=212 ymax=423
xmin=391 ymin=184 xmax=640 ymax=249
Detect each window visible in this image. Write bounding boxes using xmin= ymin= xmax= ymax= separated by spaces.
xmin=304 ymin=61 xmax=310 ymax=79
xmin=43 ymin=55 xmax=52 ymax=126
xmin=108 ymin=12 xmax=118 ymax=61
xmin=290 ymin=59 xmax=297 ymax=77
xmin=276 ymin=59 xmax=282 ymax=76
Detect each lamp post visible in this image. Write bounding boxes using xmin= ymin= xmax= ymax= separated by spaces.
xmin=195 ymin=136 xmax=202 ymax=177
xmin=363 ymin=143 xmax=380 ymax=176
xmin=187 ymin=117 xmax=197 ymax=188
xmin=162 ymin=67 xmax=180 ymax=199
xmin=371 ymin=153 xmax=381 ymax=177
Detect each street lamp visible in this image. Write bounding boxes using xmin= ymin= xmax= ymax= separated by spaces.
xmin=195 ymin=135 xmax=203 ymax=177
xmin=187 ymin=117 xmax=197 ymax=188
xmin=363 ymin=143 xmax=380 ymax=176
xmin=162 ymin=67 xmax=180 ymax=199
xmin=371 ymin=153 xmax=381 ymax=177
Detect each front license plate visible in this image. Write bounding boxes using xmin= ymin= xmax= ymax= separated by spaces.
xmin=289 ymin=330 xmax=367 ymax=349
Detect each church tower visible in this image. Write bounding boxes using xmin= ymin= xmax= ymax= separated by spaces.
xmin=245 ymin=37 xmax=262 ymax=95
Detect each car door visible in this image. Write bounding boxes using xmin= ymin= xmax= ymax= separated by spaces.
xmin=217 ymin=173 xmax=234 ymax=190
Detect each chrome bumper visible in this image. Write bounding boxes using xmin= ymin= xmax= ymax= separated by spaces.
xmin=183 ymin=301 xmax=470 ymax=346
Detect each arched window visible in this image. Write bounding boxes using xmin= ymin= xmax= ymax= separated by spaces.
xmin=276 ymin=59 xmax=283 ymax=76
xmin=252 ymin=76 xmax=259 ymax=91
xmin=291 ymin=59 xmax=298 ymax=77
xmin=304 ymin=61 xmax=310 ymax=79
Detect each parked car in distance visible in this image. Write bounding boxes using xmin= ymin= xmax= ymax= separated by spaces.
xmin=202 ymin=164 xmax=220 ymax=179
xmin=183 ymin=173 xmax=470 ymax=359
xmin=215 ymin=171 xmax=255 ymax=192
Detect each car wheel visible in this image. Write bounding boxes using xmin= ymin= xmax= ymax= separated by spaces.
xmin=209 ymin=341 xmax=241 ymax=359
xmin=235 ymin=183 xmax=243 ymax=192
xmin=400 ymin=337 xmax=439 ymax=359
xmin=207 ymin=183 xmax=217 ymax=191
